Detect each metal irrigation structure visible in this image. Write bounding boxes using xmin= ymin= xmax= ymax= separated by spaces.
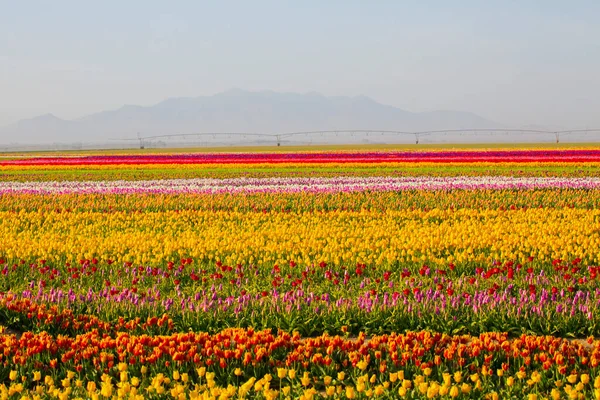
xmin=119 ymin=128 xmax=600 ymax=149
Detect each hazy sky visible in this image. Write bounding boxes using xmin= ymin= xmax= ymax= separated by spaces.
xmin=1 ymin=1 xmax=599 ymax=128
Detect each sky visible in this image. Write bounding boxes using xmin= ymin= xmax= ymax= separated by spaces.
xmin=1 ymin=0 xmax=599 ymax=129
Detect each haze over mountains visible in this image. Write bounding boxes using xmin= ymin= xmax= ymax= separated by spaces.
xmin=0 ymin=89 xmax=507 ymax=146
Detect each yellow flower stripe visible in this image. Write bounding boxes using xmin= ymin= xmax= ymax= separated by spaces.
xmin=1 ymin=208 xmax=597 ymax=265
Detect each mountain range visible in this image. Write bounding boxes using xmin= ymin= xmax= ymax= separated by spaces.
xmin=0 ymin=89 xmax=503 ymax=145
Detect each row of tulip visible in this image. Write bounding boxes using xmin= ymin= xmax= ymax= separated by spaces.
xmin=1 ymin=188 xmax=599 ymax=213
xmin=2 ymin=248 xmax=600 ymax=337
xmin=0 ymin=328 xmax=599 ymax=399
xmin=4 ymin=176 xmax=600 ymax=195
xmin=0 ymin=207 xmax=598 ymax=266
xmin=4 ymin=163 xmax=599 ymax=184
xmin=5 ymin=149 xmax=600 ymax=166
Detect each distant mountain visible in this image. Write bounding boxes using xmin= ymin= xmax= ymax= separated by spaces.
xmin=0 ymin=89 xmax=503 ymax=145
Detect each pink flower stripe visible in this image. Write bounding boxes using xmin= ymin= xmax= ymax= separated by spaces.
xmin=3 ymin=149 xmax=600 ymax=166
xmin=2 ymin=176 xmax=600 ymax=195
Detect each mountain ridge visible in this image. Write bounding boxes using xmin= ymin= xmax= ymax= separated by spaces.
xmin=0 ymin=89 xmax=503 ymax=144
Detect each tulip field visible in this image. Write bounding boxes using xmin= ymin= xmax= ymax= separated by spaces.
xmin=3 ymin=147 xmax=600 ymax=399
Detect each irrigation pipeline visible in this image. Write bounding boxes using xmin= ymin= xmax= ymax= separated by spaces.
xmin=127 ymin=129 xmax=600 ymax=148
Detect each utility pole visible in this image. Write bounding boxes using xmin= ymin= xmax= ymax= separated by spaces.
xmin=137 ymin=132 xmax=144 ymax=149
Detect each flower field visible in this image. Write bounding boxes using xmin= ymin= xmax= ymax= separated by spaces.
xmin=2 ymin=148 xmax=600 ymax=399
